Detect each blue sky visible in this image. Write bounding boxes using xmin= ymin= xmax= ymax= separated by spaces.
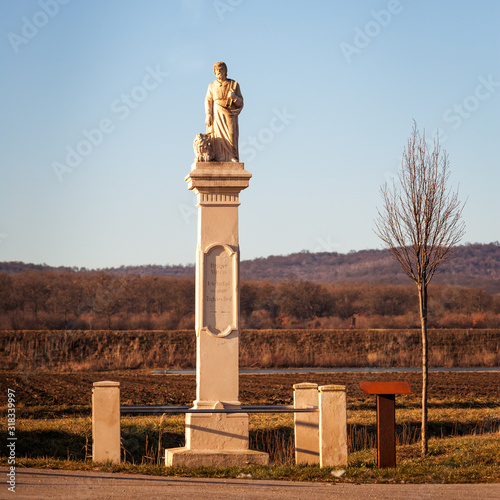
xmin=1 ymin=0 xmax=499 ymax=268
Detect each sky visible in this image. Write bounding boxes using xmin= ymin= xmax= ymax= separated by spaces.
xmin=0 ymin=0 xmax=499 ymax=269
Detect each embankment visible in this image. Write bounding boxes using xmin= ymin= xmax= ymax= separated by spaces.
xmin=1 ymin=329 xmax=498 ymax=371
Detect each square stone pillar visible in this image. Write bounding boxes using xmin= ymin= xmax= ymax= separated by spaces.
xmin=293 ymin=382 xmax=319 ymax=464
xmin=318 ymin=385 xmax=348 ymax=467
xmin=92 ymin=381 xmax=120 ymax=464
xmin=165 ymin=162 xmax=268 ymax=467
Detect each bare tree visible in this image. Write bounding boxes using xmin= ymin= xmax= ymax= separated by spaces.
xmin=375 ymin=122 xmax=466 ymax=456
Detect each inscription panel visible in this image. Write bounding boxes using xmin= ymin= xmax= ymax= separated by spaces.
xmin=202 ymin=244 xmax=237 ymax=337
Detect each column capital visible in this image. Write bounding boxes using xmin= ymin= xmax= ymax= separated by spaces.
xmin=319 ymin=385 xmax=346 ymax=392
xmin=186 ymin=162 xmax=252 ymax=196
xmin=293 ymin=382 xmax=319 ymax=391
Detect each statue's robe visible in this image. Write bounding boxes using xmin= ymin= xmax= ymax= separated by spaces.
xmin=205 ymin=78 xmax=243 ymax=162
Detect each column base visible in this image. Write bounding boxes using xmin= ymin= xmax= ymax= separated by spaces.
xmin=185 ymin=403 xmax=249 ymax=451
xmin=165 ymin=447 xmax=269 ymax=467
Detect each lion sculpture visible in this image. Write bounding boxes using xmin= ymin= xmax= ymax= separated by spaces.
xmin=193 ymin=133 xmax=214 ymax=162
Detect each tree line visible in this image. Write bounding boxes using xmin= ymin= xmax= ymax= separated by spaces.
xmin=2 ymin=242 xmax=498 ymax=292
xmin=0 ymin=271 xmax=498 ymax=330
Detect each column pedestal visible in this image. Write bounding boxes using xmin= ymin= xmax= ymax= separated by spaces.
xmin=165 ymin=162 xmax=268 ymax=467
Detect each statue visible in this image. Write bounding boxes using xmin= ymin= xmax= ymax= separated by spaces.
xmin=203 ymin=62 xmax=243 ymax=162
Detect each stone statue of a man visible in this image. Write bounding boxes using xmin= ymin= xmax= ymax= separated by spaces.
xmin=205 ymin=62 xmax=243 ymax=162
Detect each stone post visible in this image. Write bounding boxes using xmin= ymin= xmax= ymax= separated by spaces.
xmin=293 ymin=382 xmax=319 ymax=464
xmin=165 ymin=161 xmax=268 ymax=467
xmin=92 ymin=381 xmax=120 ymax=464
xmin=318 ymin=385 xmax=348 ymax=467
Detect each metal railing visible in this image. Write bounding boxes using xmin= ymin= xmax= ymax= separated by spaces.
xmin=120 ymin=404 xmax=318 ymax=414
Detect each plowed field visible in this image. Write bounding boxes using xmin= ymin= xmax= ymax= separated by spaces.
xmin=1 ymin=370 xmax=498 ymax=413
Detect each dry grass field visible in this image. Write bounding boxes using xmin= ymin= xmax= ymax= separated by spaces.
xmin=1 ymin=329 xmax=499 ymax=371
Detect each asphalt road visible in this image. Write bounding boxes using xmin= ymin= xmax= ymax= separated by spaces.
xmin=2 ymin=468 xmax=500 ymax=500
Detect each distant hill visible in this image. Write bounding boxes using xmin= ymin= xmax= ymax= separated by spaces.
xmin=1 ymin=242 xmax=499 ymax=292
xmin=240 ymin=243 xmax=500 ymax=292
xmin=0 ymin=261 xmax=193 ymax=278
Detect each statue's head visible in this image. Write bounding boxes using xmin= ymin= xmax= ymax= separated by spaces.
xmin=213 ymin=61 xmax=227 ymax=82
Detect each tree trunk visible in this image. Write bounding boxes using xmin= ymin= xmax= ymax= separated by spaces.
xmin=418 ymin=282 xmax=428 ymax=456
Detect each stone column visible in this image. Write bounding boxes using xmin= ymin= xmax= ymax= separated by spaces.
xmin=165 ymin=161 xmax=268 ymax=467
xmin=92 ymin=381 xmax=120 ymax=464
xmin=293 ymin=382 xmax=319 ymax=464
xmin=318 ymin=385 xmax=348 ymax=467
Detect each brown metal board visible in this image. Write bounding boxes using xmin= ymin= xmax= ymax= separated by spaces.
xmin=359 ymin=381 xmax=411 ymax=395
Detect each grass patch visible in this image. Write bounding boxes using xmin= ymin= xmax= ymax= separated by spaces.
xmin=2 ymin=434 xmax=499 ymax=483
xmin=2 ymin=406 xmax=498 ymax=476
xmin=2 ymin=406 xmax=498 ymax=463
